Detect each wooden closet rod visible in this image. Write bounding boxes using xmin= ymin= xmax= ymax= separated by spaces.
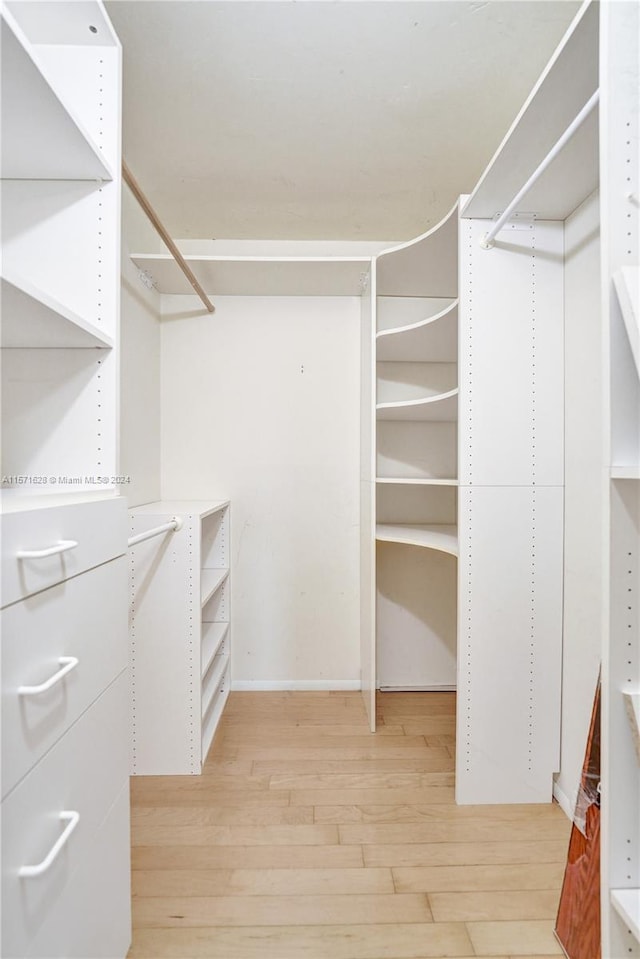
xmin=122 ymin=161 xmax=215 ymax=313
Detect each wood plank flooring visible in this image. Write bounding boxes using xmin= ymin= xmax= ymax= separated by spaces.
xmin=128 ymin=691 xmax=570 ymax=959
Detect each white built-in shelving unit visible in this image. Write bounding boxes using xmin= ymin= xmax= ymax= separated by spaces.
xmin=601 ymin=2 xmax=640 ymax=956
xmin=1 ymin=0 xmax=121 ymax=498
xmin=368 ymin=203 xmax=459 ymax=704
xmin=1 ymin=4 xmax=130 ymax=957
xmin=128 ymin=500 xmax=231 ymax=775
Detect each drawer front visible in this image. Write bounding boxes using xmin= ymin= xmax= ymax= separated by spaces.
xmin=1 ymin=497 xmax=127 ymax=608
xmin=1 ymin=557 xmax=128 ymax=798
xmin=1 ymin=672 xmax=129 ymax=959
xmin=25 ymin=786 xmax=131 ymax=959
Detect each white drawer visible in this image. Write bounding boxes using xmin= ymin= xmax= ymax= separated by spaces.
xmin=1 ymin=498 xmax=127 ymax=608
xmin=2 ymin=557 xmax=128 ymax=798
xmin=24 ymin=786 xmax=131 ymax=959
xmin=1 ymin=672 xmax=129 ymax=959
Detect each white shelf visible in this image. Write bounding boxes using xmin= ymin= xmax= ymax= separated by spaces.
xmin=376 ymin=203 xmax=458 ymax=298
xmin=201 ymin=622 xmax=229 ymax=679
xmin=376 ymin=477 xmax=458 ymax=486
xmin=1 ymin=273 xmax=114 ymax=349
xmin=376 ymin=388 xmax=458 ymax=422
xmin=0 ymin=8 xmax=113 ymax=181
xmin=201 ymin=651 xmax=230 ymax=719
xmin=461 ymin=0 xmax=598 ymax=220
xmin=376 ymin=300 xmax=458 ymax=362
xmin=130 ymin=254 xmax=370 ymax=296
xmin=611 ymin=889 xmax=640 ymax=943
xmin=612 ymin=466 xmax=640 ymax=480
xmin=132 ymin=500 xmax=229 ymax=519
xmin=614 ymin=267 xmax=640 ymax=376
xmin=201 ymin=568 xmax=229 ymax=608
xmin=201 ymin=665 xmax=230 ymax=763
xmin=376 ymin=523 xmax=458 ymax=557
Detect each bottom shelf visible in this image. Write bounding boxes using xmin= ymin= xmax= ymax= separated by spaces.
xmin=611 ymin=888 xmax=640 ymax=944
xmin=376 ymin=523 xmax=458 ymax=556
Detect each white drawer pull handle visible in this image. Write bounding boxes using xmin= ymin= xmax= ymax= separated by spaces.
xmin=18 ymin=657 xmax=79 ymax=695
xmin=18 ymin=811 xmax=80 ymax=878
xmin=16 ymin=540 xmax=79 ymax=560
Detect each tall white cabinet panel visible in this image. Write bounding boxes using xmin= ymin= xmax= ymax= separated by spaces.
xmin=360 ymin=271 xmax=376 ymax=730
xmin=601 ymin=1 xmax=640 ymax=955
xmin=129 ymin=500 xmax=231 ymax=775
xmin=457 ymin=486 xmax=563 ymax=804
xmin=457 ymin=212 xmax=564 ymax=804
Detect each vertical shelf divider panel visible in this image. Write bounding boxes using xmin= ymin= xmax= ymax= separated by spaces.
xmin=601 ymin=1 xmax=640 ymax=955
xmin=129 ymin=500 xmax=230 ymax=775
xmin=373 ymin=203 xmax=459 ymax=695
xmin=457 ymin=211 xmax=564 ymax=804
xmin=360 ymin=266 xmax=376 ymax=731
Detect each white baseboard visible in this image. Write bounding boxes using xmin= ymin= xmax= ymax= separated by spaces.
xmin=553 ymin=780 xmax=574 ymax=821
xmin=231 ymin=679 xmax=361 ymax=692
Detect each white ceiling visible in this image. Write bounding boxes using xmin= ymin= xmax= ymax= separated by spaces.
xmin=106 ymin=0 xmax=581 ymax=241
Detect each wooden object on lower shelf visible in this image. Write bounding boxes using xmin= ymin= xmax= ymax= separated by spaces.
xmin=555 ymin=678 xmax=601 ymax=959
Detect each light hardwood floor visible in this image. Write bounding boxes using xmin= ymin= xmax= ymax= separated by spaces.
xmin=128 ymin=691 xmax=570 ymax=959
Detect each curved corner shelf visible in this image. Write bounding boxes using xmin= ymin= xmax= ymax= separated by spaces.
xmin=1 ymin=272 xmax=114 ymax=349
xmin=376 ymin=299 xmax=458 ymax=362
xmin=376 ymin=524 xmax=458 ymax=557
xmin=376 ymin=477 xmax=458 ymax=486
xmin=1 ymin=9 xmax=114 ymax=181
xmin=376 ymin=388 xmax=458 ymax=422
xmin=376 ymin=202 xmax=459 ymax=298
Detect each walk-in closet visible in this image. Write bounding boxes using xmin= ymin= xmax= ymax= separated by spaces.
xmin=1 ymin=1 xmax=638 ymax=957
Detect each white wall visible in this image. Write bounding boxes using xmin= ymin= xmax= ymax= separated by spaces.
xmin=555 ymin=190 xmax=602 ymax=815
xmin=119 ymin=185 xmax=162 ymax=508
xmin=160 ymin=294 xmax=361 ymax=688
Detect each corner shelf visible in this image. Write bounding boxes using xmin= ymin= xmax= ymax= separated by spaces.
xmin=0 ymin=6 xmax=114 ymax=181
xmin=1 ymin=273 xmax=114 ymax=349
xmin=376 ymin=300 xmax=458 ymax=362
xmin=611 ymin=889 xmax=640 ymax=944
xmin=376 ymin=523 xmax=458 ymax=557
xmin=376 ymin=388 xmax=458 ymax=422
